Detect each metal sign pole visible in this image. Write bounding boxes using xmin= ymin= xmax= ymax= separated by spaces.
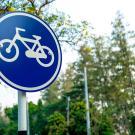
xmin=84 ymin=67 xmax=91 ymax=135
xmin=67 ymin=96 xmax=70 ymax=135
xmin=18 ymin=91 xmax=27 ymax=135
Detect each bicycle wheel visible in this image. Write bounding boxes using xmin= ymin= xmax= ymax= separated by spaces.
xmin=0 ymin=39 xmax=19 ymax=62
xmin=36 ymin=46 xmax=54 ymax=67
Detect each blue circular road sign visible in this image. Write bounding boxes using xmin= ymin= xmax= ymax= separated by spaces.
xmin=0 ymin=12 xmax=62 ymax=92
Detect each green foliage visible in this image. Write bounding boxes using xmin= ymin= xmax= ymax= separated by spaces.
xmin=5 ymin=105 xmax=18 ymax=122
xmin=129 ymin=115 xmax=135 ymax=135
xmin=4 ymin=105 xmax=18 ymax=134
xmin=0 ymin=115 xmax=8 ymax=135
xmin=28 ymin=100 xmax=48 ymax=135
xmin=45 ymin=112 xmax=67 ymax=135
xmin=41 ymin=79 xmax=61 ymax=105
xmin=69 ymin=101 xmax=86 ymax=135
xmin=98 ymin=115 xmax=114 ymax=135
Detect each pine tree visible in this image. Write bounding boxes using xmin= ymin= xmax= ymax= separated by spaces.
xmin=109 ymin=12 xmax=135 ymax=134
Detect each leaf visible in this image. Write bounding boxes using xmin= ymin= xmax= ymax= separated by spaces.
xmin=7 ymin=7 xmax=16 ymax=12
xmin=25 ymin=7 xmax=35 ymax=13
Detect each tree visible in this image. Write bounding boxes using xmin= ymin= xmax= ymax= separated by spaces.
xmin=98 ymin=114 xmax=114 ymax=135
xmin=4 ymin=105 xmax=18 ymax=135
xmin=69 ymin=101 xmax=87 ymax=135
xmin=0 ymin=0 xmax=55 ymax=15
xmin=41 ymin=79 xmax=61 ymax=105
xmin=129 ymin=115 xmax=135 ymax=135
xmin=0 ymin=109 xmax=8 ymax=135
xmin=44 ymin=112 xmax=67 ymax=135
xmin=109 ymin=12 xmax=135 ymax=134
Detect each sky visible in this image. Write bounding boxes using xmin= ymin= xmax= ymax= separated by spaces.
xmin=0 ymin=0 xmax=135 ymax=108
xmin=54 ymin=0 xmax=135 ymax=35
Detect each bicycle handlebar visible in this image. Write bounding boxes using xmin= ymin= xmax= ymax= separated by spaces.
xmin=16 ymin=27 xmax=26 ymax=32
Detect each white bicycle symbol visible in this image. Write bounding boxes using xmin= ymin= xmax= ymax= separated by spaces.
xmin=0 ymin=27 xmax=54 ymax=67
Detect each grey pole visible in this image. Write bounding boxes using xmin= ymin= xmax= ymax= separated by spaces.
xmin=84 ymin=67 xmax=91 ymax=135
xmin=67 ymin=96 xmax=70 ymax=127
xmin=67 ymin=96 xmax=70 ymax=135
xmin=18 ymin=91 xmax=27 ymax=135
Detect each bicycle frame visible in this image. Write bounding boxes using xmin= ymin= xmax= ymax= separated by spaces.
xmin=7 ymin=31 xmax=40 ymax=52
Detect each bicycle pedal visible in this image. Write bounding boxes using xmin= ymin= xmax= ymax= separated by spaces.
xmin=25 ymin=50 xmax=46 ymax=59
xmin=25 ymin=50 xmax=36 ymax=58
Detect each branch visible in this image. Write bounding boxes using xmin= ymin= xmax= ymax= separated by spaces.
xmin=0 ymin=7 xmax=8 ymax=15
xmin=59 ymin=39 xmax=75 ymax=46
xmin=28 ymin=0 xmax=35 ymax=7
xmin=37 ymin=0 xmax=55 ymax=14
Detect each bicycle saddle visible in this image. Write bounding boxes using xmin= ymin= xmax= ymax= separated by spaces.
xmin=32 ymin=35 xmax=41 ymax=40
